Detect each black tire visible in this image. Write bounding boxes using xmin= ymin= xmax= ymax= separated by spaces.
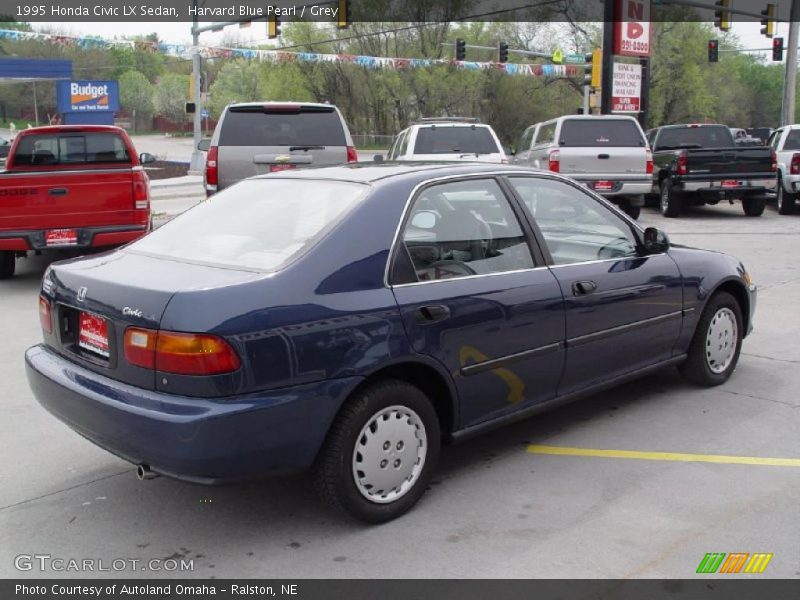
xmin=312 ymin=378 xmax=441 ymax=523
xmin=660 ymin=179 xmax=682 ymax=218
xmin=619 ymin=199 xmax=641 ymax=220
xmin=644 ymin=193 xmax=660 ymax=208
xmin=777 ymin=178 xmax=796 ymax=215
xmin=0 ymin=251 xmax=15 ymax=279
xmin=679 ymin=291 xmax=743 ymax=387
xmin=742 ymin=196 xmax=766 ymax=217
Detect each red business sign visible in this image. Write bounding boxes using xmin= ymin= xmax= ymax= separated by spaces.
xmin=615 ymin=0 xmax=652 ymax=57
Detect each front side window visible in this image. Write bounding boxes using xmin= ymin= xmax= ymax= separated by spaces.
xmin=397 ymin=178 xmax=534 ymax=282
xmin=509 ymin=177 xmax=639 ymax=265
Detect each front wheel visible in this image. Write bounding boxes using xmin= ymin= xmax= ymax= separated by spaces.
xmin=679 ymin=291 xmax=743 ymax=386
xmin=0 ymin=251 xmax=15 ymax=279
xmin=742 ymin=196 xmax=766 ymax=217
xmin=313 ymin=379 xmax=440 ymax=523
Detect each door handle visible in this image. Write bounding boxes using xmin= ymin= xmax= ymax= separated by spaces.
xmin=415 ymin=305 xmax=450 ymax=323
xmin=572 ymin=281 xmax=598 ymax=296
xmin=597 ymin=154 xmax=610 ymax=159
xmin=49 ymin=188 xmax=68 ymax=196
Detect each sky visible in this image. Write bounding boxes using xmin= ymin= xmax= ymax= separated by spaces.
xmin=30 ymin=20 xmax=791 ymax=63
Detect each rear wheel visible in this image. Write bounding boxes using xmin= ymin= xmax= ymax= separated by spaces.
xmin=679 ymin=291 xmax=743 ymax=386
xmin=777 ymin=178 xmax=796 ymax=215
xmin=619 ymin=198 xmax=641 ymax=220
xmin=742 ymin=196 xmax=766 ymax=217
xmin=313 ymin=379 xmax=440 ymax=523
xmin=0 ymin=251 xmax=15 ymax=279
xmin=660 ymin=180 xmax=682 ymax=218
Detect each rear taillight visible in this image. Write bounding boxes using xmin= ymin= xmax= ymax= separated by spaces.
xmin=646 ymin=149 xmax=654 ymax=175
xmin=548 ymin=149 xmax=560 ymax=173
xmin=346 ymin=146 xmax=358 ymax=163
xmin=771 ymin=149 xmax=778 ymax=172
xmin=39 ymin=296 xmax=52 ymax=334
xmin=791 ymin=153 xmax=800 ymax=175
xmin=132 ymin=169 xmax=150 ymax=210
xmin=676 ymin=151 xmax=688 ymax=176
xmin=124 ymin=327 xmax=240 ymax=375
xmin=206 ymin=146 xmax=219 ymax=188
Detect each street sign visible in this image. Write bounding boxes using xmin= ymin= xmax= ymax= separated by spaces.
xmin=614 ymin=0 xmax=652 ymax=57
xmin=201 ymin=109 xmax=209 ymax=118
xmin=552 ymin=49 xmax=564 ymax=63
xmin=565 ymin=54 xmax=586 ymax=64
xmin=611 ymin=61 xmax=642 ymax=113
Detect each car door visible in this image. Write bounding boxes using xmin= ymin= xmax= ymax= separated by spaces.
xmin=389 ymin=176 xmax=566 ymax=430
xmin=507 ymin=176 xmax=684 ymax=396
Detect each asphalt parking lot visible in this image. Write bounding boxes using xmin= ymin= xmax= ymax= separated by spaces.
xmin=1 ymin=200 xmax=798 ymax=579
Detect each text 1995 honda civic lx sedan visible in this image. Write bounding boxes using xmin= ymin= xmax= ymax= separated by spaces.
xmin=26 ymin=163 xmax=756 ymax=522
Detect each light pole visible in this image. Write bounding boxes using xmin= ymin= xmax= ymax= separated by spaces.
xmin=781 ymin=0 xmax=799 ymax=126
xmin=189 ymin=0 xmax=204 ymax=174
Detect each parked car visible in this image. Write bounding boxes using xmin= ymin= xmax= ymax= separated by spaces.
xmin=0 ymin=125 xmax=154 ymax=279
xmin=512 ymin=115 xmax=651 ymax=219
xmin=767 ymin=124 xmax=800 ymax=214
xmin=648 ymin=124 xmax=777 ymax=217
xmin=27 ymin=163 xmax=756 ymax=523
xmin=199 ymin=101 xmax=357 ymax=196
xmin=730 ymin=128 xmax=762 ymax=146
xmin=0 ymin=135 xmax=11 ymax=161
xmin=386 ymin=117 xmax=508 ymax=164
xmin=747 ymin=127 xmax=774 ymax=145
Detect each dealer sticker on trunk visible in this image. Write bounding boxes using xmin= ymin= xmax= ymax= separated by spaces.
xmin=78 ymin=312 xmax=110 ymax=358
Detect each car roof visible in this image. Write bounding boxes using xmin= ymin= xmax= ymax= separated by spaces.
xmin=226 ymin=101 xmax=337 ymax=110
xmin=251 ymin=162 xmax=546 ymax=185
xmin=14 ymin=125 xmax=125 ymax=136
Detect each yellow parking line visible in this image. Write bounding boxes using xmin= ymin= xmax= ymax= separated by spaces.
xmin=526 ymin=445 xmax=800 ymax=467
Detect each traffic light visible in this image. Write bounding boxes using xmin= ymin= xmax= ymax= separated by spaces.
xmin=761 ymin=3 xmax=776 ymax=38
xmin=708 ymin=39 xmax=719 ymax=63
xmin=337 ymin=0 xmax=350 ymax=30
xmin=714 ymin=0 xmax=730 ymax=32
xmin=583 ymin=49 xmax=602 ymax=88
xmin=498 ymin=41 xmax=509 ymax=63
xmin=455 ymin=38 xmax=466 ymax=61
xmin=268 ymin=14 xmax=281 ymax=39
xmin=773 ymin=37 xmax=784 ymax=61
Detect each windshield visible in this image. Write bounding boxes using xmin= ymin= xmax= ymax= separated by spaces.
xmin=656 ymin=126 xmax=734 ymax=150
xmin=559 ymin=119 xmax=645 ymax=147
xmin=413 ymin=126 xmax=500 ymax=155
xmin=128 ymin=179 xmax=368 ymax=271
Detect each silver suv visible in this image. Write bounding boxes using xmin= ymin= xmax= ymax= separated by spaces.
xmin=200 ymin=102 xmax=357 ymax=195
xmin=512 ymin=115 xmax=652 ymax=219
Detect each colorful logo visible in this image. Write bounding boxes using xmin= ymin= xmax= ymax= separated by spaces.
xmin=696 ymin=552 xmax=773 ymax=574
xmin=70 ymin=82 xmax=110 ymax=111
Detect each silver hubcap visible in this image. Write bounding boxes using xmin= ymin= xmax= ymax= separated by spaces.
xmin=352 ymin=405 xmax=427 ymax=504
xmin=705 ymin=307 xmax=738 ymax=374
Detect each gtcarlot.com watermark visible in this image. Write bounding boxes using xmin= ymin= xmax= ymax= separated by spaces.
xmin=14 ymin=553 xmax=194 ymax=573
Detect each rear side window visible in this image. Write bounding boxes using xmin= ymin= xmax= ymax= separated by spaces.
xmin=413 ymin=127 xmax=499 ymax=155
xmin=559 ymin=119 xmax=645 ymax=147
xmin=655 ymin=126 xmax=734 ymax=150
xmin=129 ymin=179 xmax=367 ymax=272
xmin=783 ymin=130 xmax=800 ymax=151
xmin=535 ymin=123 xmax=556 ymax=145
xmin=219 ymin=107 xmax=346 ymax=147
xmin=13 ymin=133 xmax=130 ymax=166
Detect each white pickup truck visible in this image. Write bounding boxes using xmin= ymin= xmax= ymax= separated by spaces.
xmin=768 ymin=125 xmax=800 ymax=214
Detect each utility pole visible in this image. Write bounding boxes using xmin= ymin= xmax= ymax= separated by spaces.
xmin=600 ymin=0 xmax=615 ymax=115
xmin=189 ymin=0 xmax=204 ymax=174
xmin=781 ymin=0 xmax=799 ymax=126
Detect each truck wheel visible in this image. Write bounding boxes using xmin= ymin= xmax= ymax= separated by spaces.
xmin=679 ymin=291 xmax=743 ymax=387
xmin=777 ymin=179 xmax=796 ymax=215
xmin=619 ymin=198 xmax=641 ymax=220
xmin=742 ymin=196 xmax=766 ymax=217
xmin=312 ymin=379 xmax=440 ymax=523
xmin=0 ymin=251 xmax=15 ymax=279
xmin=660 ymin=180 xmax=682 ymax=218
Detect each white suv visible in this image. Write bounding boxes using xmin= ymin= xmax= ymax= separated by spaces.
xmin=386 ymin=118 xmax=508 ymax=163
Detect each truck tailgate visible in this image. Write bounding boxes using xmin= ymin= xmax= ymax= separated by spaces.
xmin=559 ymin=146 xmax=647 ymax=176
xmin=686 ymin=148 xmax=774 ymax=175
xmin=0 ymin=167 xmax=136 ymax=231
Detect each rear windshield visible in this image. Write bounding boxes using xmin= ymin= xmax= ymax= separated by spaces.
xmin=219 ymin=107 xmax=347 ymax=147
xmin=655 ymin=126 xmax=734 ymax=150
xmin=559 ymin=119 xmax=645 ymax=147
xmin=413 ymin=126 xmax=500 ymax=155
xmin=128 ymin=179 xmax=367 ymax=272
xmin=13 ymin=132 xmax=130 ymax=166
xmin=783 ymin=130 xmax=800 ymax=151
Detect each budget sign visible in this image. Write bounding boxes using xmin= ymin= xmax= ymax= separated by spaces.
xmin=56 ymin=80 xmax=120 ymax=113
xmin=614 ymin=0 xmax=652 ymax=57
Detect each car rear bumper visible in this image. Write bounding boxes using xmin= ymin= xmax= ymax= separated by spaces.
xmin=573 ymin=178 xmax=652 ymax=198
xmin=0 ymin=225 xmax=147 ymax=252
xmin=25 ymin=344 xmax=358 ymax=484
xmin=681 ymin=178 xmax=777 ymax=194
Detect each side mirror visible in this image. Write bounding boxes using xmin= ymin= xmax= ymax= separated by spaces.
xmin=373 ymin=154 xmax=384 ymax=162
xmin=139 ymin=152 xmax=157 ymax=165
xmin=643 ymin=227 xmax=670 ymax=254
xmin=197 ymin=139 xmax=211 ymax=151
xmin=410 ymin=210 xmax=438 ymax=230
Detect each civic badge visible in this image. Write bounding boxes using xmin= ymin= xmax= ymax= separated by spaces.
xmin=77 ymin=286 xmax=87 ymax=302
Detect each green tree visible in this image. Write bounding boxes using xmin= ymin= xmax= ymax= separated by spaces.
xmin=153 ymin=73 xmax=189 ymax=124
xmin=119 ymin=70 xmax=154 ymax=132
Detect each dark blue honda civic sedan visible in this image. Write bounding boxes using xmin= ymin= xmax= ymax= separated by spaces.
xmin=26 ymin=163 xmax=756 ymax=522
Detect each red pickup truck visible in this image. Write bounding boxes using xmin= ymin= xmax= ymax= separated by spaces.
xmin=0 ymin=125 xmax=154 ymax=278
